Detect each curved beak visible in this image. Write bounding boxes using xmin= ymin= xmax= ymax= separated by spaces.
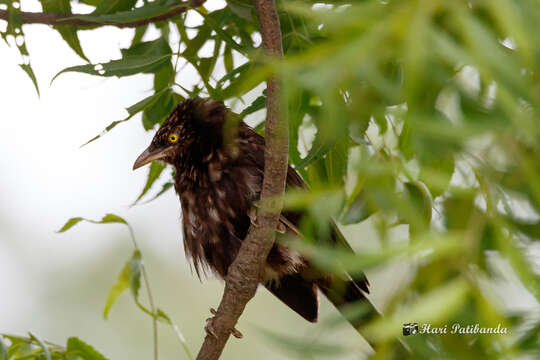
xmin=133 ymin=146 xmax=169 ymax=170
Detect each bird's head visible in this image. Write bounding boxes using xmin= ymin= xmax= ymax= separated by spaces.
xmin=133 ymin=97 xmax=231 ymax=170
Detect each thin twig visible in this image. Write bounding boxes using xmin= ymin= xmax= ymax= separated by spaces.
xmin=128 ymin=224 xmax=158 ymax=360
xmin=195 ymin=1 xmax=287 ymax=359
xmin=0 ymin=0 xmax=205 ymax=28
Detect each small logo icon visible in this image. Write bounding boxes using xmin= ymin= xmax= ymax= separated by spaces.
xmin=403 ymin=323 xmax=419 ymax=336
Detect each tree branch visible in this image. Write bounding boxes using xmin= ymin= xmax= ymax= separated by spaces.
xmin=196 ymin=1 xmax=286 ymax=359
xmin=0 ymin=0 xmax=204 ymax=28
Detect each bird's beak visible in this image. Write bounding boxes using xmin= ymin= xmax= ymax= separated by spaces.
xmin=133 ymin=146 xmax=169 ymax=170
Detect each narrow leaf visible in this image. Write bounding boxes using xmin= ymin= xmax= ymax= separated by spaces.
xmin=240 ymin=95 xmax=266 ymax=118
xmin=132 ymin=161 xmax=167 ymax=205
xmin=103 ymin=260 xmax=130 ymax=318
xmin=142 ymin=182 xmax=174 ymax=204
xmin=66 ymin=337 xmax=108 ymax=360
xmin=39 ymin=0 xmax=88 ymax=61
xmin=19 ymin=64 xmax=40 ymax=97
xmin=128 ymin=250 xmax=142 ymax=299
xmin=57 ymin=217 xmax=84 ymax=233
xmin=81 ymin=88 xmax=169 ymax=146
xmin=93 ymin=0 xmax=137 ymax=15
xmin=28 ymin=333 xmax=51 ymax=360
xmin=62 ymin=0 xmax=187 ymax=25
xmin=53 ymin=53 xmax=171 ymax=82
xmin=0 ymin=336 xmax=8 ymax=360
xmin=99 ymin=213 xmax=127 ymax=225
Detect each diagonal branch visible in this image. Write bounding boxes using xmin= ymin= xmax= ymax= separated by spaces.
xmin=0 ymin=0 xmax=204 ymax=28
xmin=195 ymin=1 xmax=287 ymax=359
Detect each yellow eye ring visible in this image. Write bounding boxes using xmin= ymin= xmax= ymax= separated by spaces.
xmin=168 ymin=134 xmax=179 ymax=143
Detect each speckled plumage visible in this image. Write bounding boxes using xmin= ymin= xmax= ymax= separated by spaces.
xmin=135 ymin=97 xmax=371 ymax=323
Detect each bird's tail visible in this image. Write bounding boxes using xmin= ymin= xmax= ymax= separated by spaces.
xmin=317 ymin=274 xmax=380 ymax=328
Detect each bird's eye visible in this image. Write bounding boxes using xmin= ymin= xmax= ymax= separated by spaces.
xmin=168 ymin=134 xmax=179 ymax=143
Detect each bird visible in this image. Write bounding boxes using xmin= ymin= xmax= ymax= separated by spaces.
xmin=133 ymin=97 xmax=377 ymax=333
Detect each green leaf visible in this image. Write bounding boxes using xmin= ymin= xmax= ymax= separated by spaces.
xmin=63 ymin=0 xmax=187 ymax=25
xmin=256 ymin=326 xmax=349 ymax=357
xmin=363 ymin=279 xmax=469 ymax=342
xmin=141 ymin=182 xmax=174 ymax=205
xmin=100 ymin=213 xmax=127 ymax=225
xmin=340 ymin=190 xmax=374 ymax=225
xmin=419 ymin=153 xmax=454 ymax=198
xmin=404 ymin=181 xmax=433 ymax=237
xmin=53 ymin=53 xmax=171 ymax=81
xmin=103 ymin=259 xmax=129 ymax=319
xmin=19 ymin=64 xmax=40 ymax=97
xmin=240 ymin=95 xmax=266 ymax=118
xmin=0 ymin=336 xmax=8 ymax=360
xmin=132 ymin=161 xmax=167 ymax=205
xmin=142 ymin=89 xmax=175 ymax=130
xmin=508 ymin=217 xmax=540 ymax=240
xmin=223 ymin=45 xmax=234 ymax=73
xmin=128 ymin=250 xmax=142 ymax=299
xmin=93 ymin=0 xmax=137 ymax=15
xmin=182 ymin=25 xmax=212 ymax=61
xmin=103 ymin=250 xmax=142 ymax=318
xmin=156 ymin=308 xmax=172 ymax=324
xmin=128 ymin=90 xmax=171 ymax=117
xmin=57 ymin=217 xmax=84 ymax=233
xmin=39 ymin=0 xmax=88 ymax=61
xmin=81 ymin=88 xmax=170 ymax=146
xmin=57 ymin=213 xmax=128 ymax=232
xmin=29 ymin=333 xmax=51 ymax=360
xmin=66 ymin=337 xmax=108 ymax=360
xmin=53 ymin=37 xmax=172 ymax=82
xmin=324 ymin=136 xmax=349 ymax=187
xmin=199 ymin=9 xmax=248 ymax=55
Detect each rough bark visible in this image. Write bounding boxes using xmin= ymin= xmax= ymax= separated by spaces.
xmin=195 ymin=1 xmax=286 ymax=359
xmin=0 ymin=0 xmax=204 ymax=28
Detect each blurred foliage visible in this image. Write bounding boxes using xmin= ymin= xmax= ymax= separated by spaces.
xmin=3 ymin=0 xmax=540 ymax=359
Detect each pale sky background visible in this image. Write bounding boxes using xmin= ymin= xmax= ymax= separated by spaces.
xmin=1 ymin=1 xmax=539 ymax=359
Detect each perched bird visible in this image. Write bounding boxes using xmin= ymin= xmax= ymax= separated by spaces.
xmin=133 ymin=98 xmax=376 ymax=329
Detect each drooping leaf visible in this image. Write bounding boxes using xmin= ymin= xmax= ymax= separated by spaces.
xmin=240 ymin=95 xmax=266 ymax=118
xmin=103 ymin=261 xmax=130 ymax=319
xmin=132 ymin=161 xmax=167 ymax=205
xmin=103 ymin=250 xmax=142 ymax=318
xmin=81 ymin=88 xmax=170 ymax=146
xmin=66 ymin=337 xmax=109 ymax=360
xmin=57 ymin=213 xmax=128 ymax=233
xmin=63 ymin=0 xmax=187 ymax=25
xmin=93 ymin=0 xmax=137 ymax=15
xmin=142 ymin=89 xmax=175 ymax=130
xmin=39 ymin=0 xmax=88 ymax=61
xmin=0 ymin=336 xmax=8 ymax=360
xmin=223 ymin=45 xmax=234 ymax=73
xmin=128 ymin=250 xmax=142 ymax=299
xmin=199 ymin=9 xmax=249 ymax=55
xmin=403 ymin=181 xmax=433 ymax=237
xmin=340 ymin=190 xmax=375 ymax=225
xmin=100 ymin=213 xmax=127 ymax=225
xmin=256 ymin=326 xmax=350 ymax=357
xmin=56 ymin=217 xmax=84 ymax=233
xmin=19 ymin=64 xmax=40 ymax=97
xmin=53 ymin=53 xmax=171 ymax=81
xmin=28 ymin=333 xmax=51 ymax=360
xmin=141 ymin=182 xmax=174 ymax=205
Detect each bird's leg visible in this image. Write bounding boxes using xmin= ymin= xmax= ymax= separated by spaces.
xmin=205 ymin=308 xmax=243 ymax=339
xmin=248 ymin=207 xmax=258 ymax=227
